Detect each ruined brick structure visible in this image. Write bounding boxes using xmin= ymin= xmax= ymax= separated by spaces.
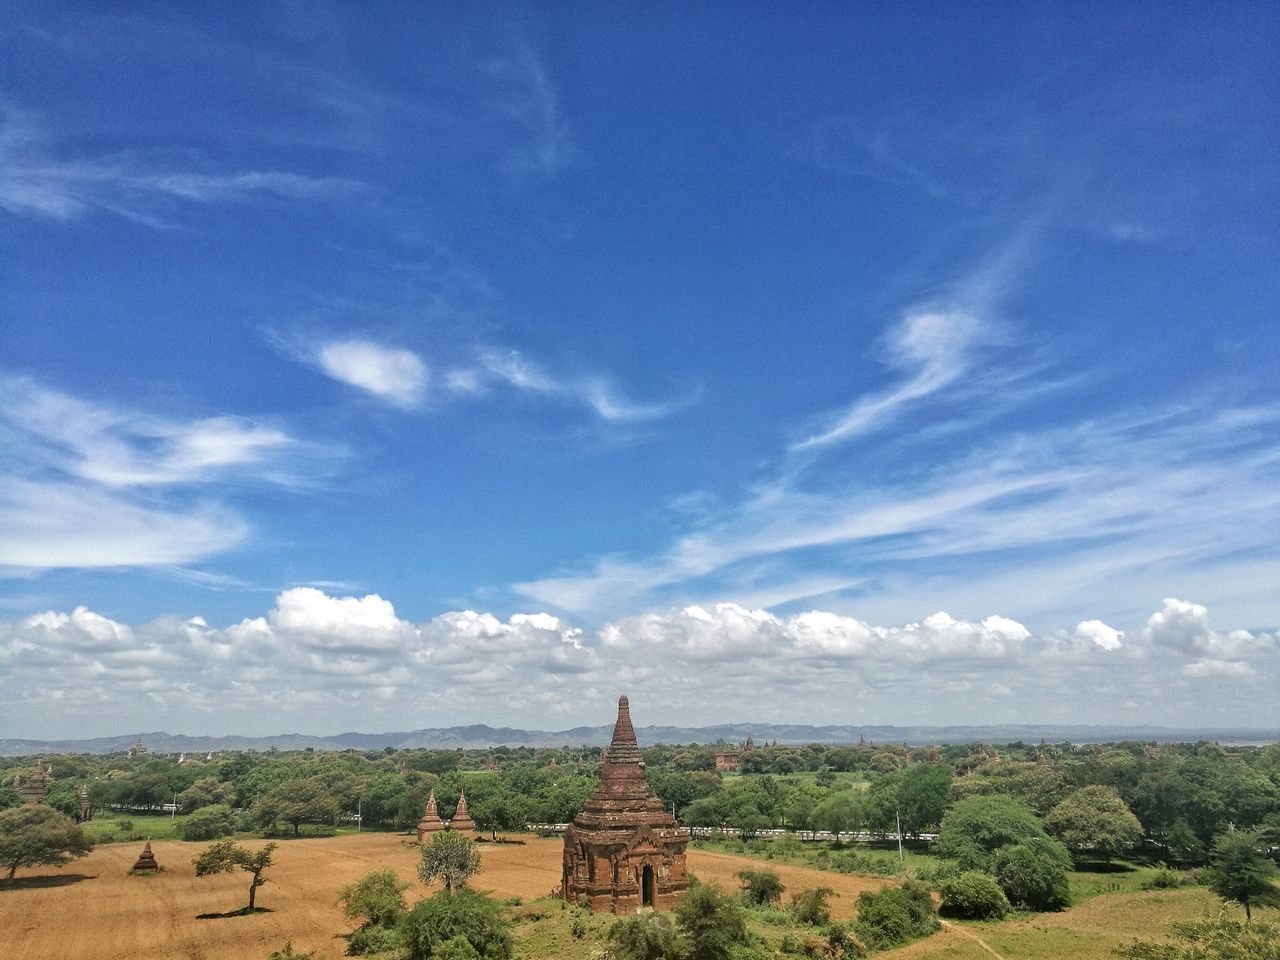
xmin=448 ymin=789 xmax=476 ymax=835
xmin=15 ymin=766 xmax=49 ymax=805
xmin=78 ymin=786 xmax=92 ymax=822
xmin=561 ymin=696 xmax=689 ymax=913
xmin=131 ymin=841 xmax=159 ymax=872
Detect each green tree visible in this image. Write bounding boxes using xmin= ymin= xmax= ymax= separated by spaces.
xmin=935 ymin=795 xmax=1053 ymax=871
xmin=1045 ymin=785 xmax=1143 ymax=863
xmin=674 ymin=881 xmax=749 ymax=960
xmin=0 ymin=804 xmax=94 ymax=881
xmin=994 ymin=838 xmax=1072 ymax=911
xmin=193 ymin=839 xmax=277 ymax=911
xmin=1203 ymin=829 xmax=1280 ymax=922
xmin=607 ymin=912 xmax=682 ymax=960
xmin=789 ymin=886 xmax=835 ymax=925
xmin=178 ymin=777 xmax=236 ymax=814
xmin=399 ymin=889 xmax=513 ymax=960
xmin=418 ymin=830 xmax=482 ymax=892
xmin=0 ymin=786 xmax=21 ymax=811
xmin=1116 ymin=913 xmax=1280 ymax=959
xmin=736 ymin=868 xmax=784 ymax=905
xmin=810 ymin=790 xmax=866 ymax=842
xmin=897 ymin=763 xmax=953 ymax=837
xmin=253 ymin=778 xmax=340 ymax=836
xmin=177 ymin=803 xmax=237 ymax=841
xmin=338 ymin=868 xmax=412 ymax=929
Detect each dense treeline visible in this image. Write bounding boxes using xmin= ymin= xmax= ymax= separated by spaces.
xmin=3 ymin=738 xmax=1278 ymax=860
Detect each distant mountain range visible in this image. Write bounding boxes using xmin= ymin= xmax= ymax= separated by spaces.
xmin=2 ymin=723 xmax=1278 ymax=756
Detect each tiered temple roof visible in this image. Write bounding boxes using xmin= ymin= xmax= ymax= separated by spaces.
xmin=131 ymin=841 xmax=159 ymax=872
xmin=561 ymin=695 xmax=689 ymax=913
xmin=448 ymin=789 xmax=476 ymax=835
xmin=416 ymin=789 xmax=445 ymax=843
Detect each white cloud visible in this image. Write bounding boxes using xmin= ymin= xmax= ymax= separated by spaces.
xmin=1 ymin=592 xmax=1273 ymax=737
xmin=316 ymin=340 xmax=429 ymax=408
xmin=483 ymin=45 xmax=578 ymax=178
xmin=1142 ymin=597 xmax=1274 ymax=678
xmin=1074 ymin=619 xmax=1124 ymax=651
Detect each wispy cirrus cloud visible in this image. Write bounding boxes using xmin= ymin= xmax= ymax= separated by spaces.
xmin=2 ymin=589 xmax=1272 ymax=737
xmin=0 ymin=376 xmax=329 ymax=570
xmin=483 ymin=44 xmax=578 ymax=178
xmin=0 ymin=105 xmax=358 ymax=224
xmin=288 ymin=333 xmax=690 ymax=423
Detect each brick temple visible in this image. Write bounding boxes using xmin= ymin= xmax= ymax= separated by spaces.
xmin=561 ymin=696 xmax=689 ymax=913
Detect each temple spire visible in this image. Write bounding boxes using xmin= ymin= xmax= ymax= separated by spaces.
xmin=606 ymin=695 xmax=642 ymax=764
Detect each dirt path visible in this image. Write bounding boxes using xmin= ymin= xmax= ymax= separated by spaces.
xmin=940 ymin=920 xmax=1006 ymax=959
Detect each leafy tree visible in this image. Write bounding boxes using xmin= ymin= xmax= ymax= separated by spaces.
xmin=897 ymin=763 xmax=953 ymax=837
xmin=674 ymin=881 xmax=749 ymax=960
xmin=1116 ymin=913 xmax=1280 ymax=959
xmin=338 ymin=868 xmax=412 ymax=929
xmin=810 ymin=790 xmax=866 ymax=841
xmin=253 ymin=778 xmax=340 ymax=836
xmin=44 ymin=780 xmax=82 ymax=819
xmin=0 ymin=804 xmax=94 ymax=880
xmin=177 ymin=803 xmax=237 ymax=841
xmin=736 ymin=868 xmax=784 ymax=905
xmin=1203 ymin=829 xmax=1280 ymax=922
xmin=852 ymin=879 xmax=939 ymax=951
xmin=993 ymin=838 xmax=1072 ymax=911
xmin=193 ymin=839 xmax=277 ymax=911
xmin=178 ymin=777 xmax=236 ymax=814
xmin=789 ymin=886 xmax=835 ymax=925
xmin=936 ymin=795 xmax=1053 ymax=871
xmin=1045 ymin=785 xmax=1143 ymax=863
xmin=1167 ymin=820 xmax=1207 ymax=866
xmin=418 ymin=830 xmax=482 ymax=892
xmin=937 ymin=871 xmax=1012 ymax=920
xmin=607 ymin=911 xmax=683 ymax=960
xmin=681 ymin=797 xmax=722 ymax=829
xmin=399 ymin=889 xmax=513 ymax=960
xmin=0 ymin=786 xmax=21 ymax=811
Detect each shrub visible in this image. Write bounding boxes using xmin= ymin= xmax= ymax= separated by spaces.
xmin=790 ymin=887 xmax=835 ymax=925
xmin=608 ymin=912 xmax=682 ymax=960
xmin=993 ymin=839 xmax=1071 ymax=911
xmin=675 ymin=881 xmax=749 ymax=960
xmin=737 ymin=868 xmax=785 ymax=905
xmin=177 ymin=804 xmax=236 ymax=841
xmin=570 ymin=916 xmax=588 ymax=939
xmin=851 ymin=879 xmax=938 ymax=951
xmin=399 ymin=889 xmax=513 ymax=960
xmin=937 ymin=871 xmax=1011 ymax=920
xmin=346 ymin=924 xmax=402 ymax=956
xmin=338 ymin=869 xmax=411 ymax=929
xmin=268 ymin=944 xmax=318 ymax=960
xmin=1142 ymin=865 xmax=1186 ymax=890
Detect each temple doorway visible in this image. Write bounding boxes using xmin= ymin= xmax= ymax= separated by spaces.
xmin=642 ymin=865 xmax=655 ymax=907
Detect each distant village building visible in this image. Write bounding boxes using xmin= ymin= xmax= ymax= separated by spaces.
xmin=416 ymin=789 xmax=445 ymax=843
xmin=562 ymin=696 xmax=690 ymax=913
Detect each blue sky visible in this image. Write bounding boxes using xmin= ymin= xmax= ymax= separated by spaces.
xmin=2 ymin=2 xmax=1278 ymax=738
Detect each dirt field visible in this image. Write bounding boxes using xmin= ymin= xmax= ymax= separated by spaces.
xmin=0 ymin=833 xmax=889 ymax=959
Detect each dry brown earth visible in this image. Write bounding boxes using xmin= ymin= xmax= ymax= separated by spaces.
xmin=0 ymin=834 xmax=889 ymax=959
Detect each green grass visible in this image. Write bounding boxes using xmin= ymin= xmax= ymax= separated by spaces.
xmin=82 ymin=812 xmax=191 ymax=842
xmin=1067 ymin=859 xmax=1174 ymax=902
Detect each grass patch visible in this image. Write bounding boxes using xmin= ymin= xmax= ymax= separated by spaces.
xmin=82 ymin=813 xmax=191 ymax=842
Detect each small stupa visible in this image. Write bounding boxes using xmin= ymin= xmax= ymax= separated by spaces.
xmin=448 ymin=789 xmax=476 ymax=835
xmin=132 ymin=841 xmax=159 ymax=872
xmin=78 ymin=786 xmax=92 ymax=822
xmin=416 ymin=789 xmax=445 ymax=843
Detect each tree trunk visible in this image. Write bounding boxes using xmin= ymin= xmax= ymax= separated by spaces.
xmin=6 ymin=862 xmax=16 ymax=881
xmin=1245 ymin=899 xmax=1251 ymax=922
xmin=248 ymin=876 xmax=257 ymax=911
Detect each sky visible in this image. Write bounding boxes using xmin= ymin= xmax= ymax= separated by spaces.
xmin=2 ymin=2 xmax=1278 ymax=740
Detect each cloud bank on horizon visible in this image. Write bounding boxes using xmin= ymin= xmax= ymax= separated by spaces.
xmin=1 ymin=4 xmax=1277 ymax=734
xmin=1 ymin=587 xmax=1274 ymax=739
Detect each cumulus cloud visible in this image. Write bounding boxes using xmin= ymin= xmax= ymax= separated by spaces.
xmin=1142 ymin=597 xmax=1274 ymax=677
xmin=7 ymin=591 xmax=1269 ymax=738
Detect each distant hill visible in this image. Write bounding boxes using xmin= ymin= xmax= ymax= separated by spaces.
xmin=2 ymin=722 xmax=1277 ymax=756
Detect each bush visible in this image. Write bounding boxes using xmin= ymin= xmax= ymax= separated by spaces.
xmin=851 ymin=879 xmax=938 ymax=952
xmin=737 ymin=868 xmax=785 ymax=905
xmin=937 ymin=871 xmax=1011 ymax=920
xmin=790 ymin=887 xmax=835 ymax=925
xmin=338 ymin=869 xmax=411 ymax=930
xmin=993 ymin=839 xmax=1071 ymax=911
xmin=936 ymin=796 xmax=1052 ymax=872
xmin=1142 ymin=865 xmax=1186 ymax=890
xmin=268 ymin=944 xmax=318 ymax=960
xmin=674 ymin=882 xmax=749 ymax=960
xmin=399 ymin=889 xmax=513 ymax=960
xmin=346 ymin=924 xmax=402 ymax=956
xmin=608 ymin=912 xmax=681 ymax=960
xmin=177 ymin=804 xmax=236 ymax=841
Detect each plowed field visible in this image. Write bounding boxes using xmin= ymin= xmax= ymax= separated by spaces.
xmin=0 ymin=834 xmax=889 ymax=960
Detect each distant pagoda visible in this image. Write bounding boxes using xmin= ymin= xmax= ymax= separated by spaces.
xmin=448 ymin=789 xmax=476 ymax=835
xmin=15 ymin=765 xmax=50 ymax=805
xmin=561 ymin=695 xmax=690 ymax=913
xmin=78 ymin=786 xmax=92 ymax=822
xmin=131 ymin=841 xmax=159 ymax=872
xmin=416 ymin=789 xmax=445 ymax=843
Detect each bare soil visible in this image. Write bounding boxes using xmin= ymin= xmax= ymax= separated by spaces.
xmin=0 ymin=833 xmax=888 ymax=959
